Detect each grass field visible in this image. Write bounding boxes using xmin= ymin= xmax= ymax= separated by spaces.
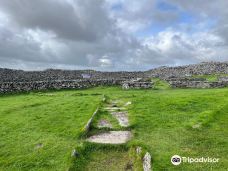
xmin=0 ymin=86 xmax=227 ymax=170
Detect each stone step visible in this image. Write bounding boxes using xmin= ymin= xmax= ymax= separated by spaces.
xmin=97 ymin=119 xmax=112 ymax=128
xmin=111 ymin=111 xmax=129 ymax=127
xmin=104 ymin=107 xmax=126 ymax=111
xmin=86 ymin=131 xmax=132 ymax=144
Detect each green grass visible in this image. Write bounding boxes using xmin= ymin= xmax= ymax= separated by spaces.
xmin=0 ymin=90 xmax=102 ymax=171
xmin=69 ymin=144 xmax=135 ymax=171
xmin=0 ymin=87 xmax=228 ymax=170
xmin=151 ymin=78 xmax=170 ymax=90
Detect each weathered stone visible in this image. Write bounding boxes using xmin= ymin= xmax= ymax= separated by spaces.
xmin=136 ymin=146 xmax=142 ymax=154
xmin=169 ymin=80 xmax=228 ymax=88
xmin=84 ymin=108 xmax=99 ymax=132
xmin=143 ymin=152 xmax=152 ymax=171
xmin=86 ymin=131 xmax=132 ymax=144
xmin=122 ymin=81 xmax=152 ymax=90
xmin=219 ymin=76 xmax=228 ymax=81
xmin=104 ymin=107 xmax=126 ymax=111
xmin=111 ymin=111 xmax=129 ymax=127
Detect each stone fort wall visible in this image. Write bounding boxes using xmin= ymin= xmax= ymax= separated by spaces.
xmin=0 ymin=62 xmax=227 ymax=93
xmin=0 ymin=79 xmax=125 ymax=93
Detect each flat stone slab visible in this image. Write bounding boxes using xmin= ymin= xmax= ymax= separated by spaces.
xmin=97 ymin=119 xmax=112 ymax=128
xmin=86 ymin=131 xmax=132 ymax=144
xmin=111 ymin=111 xmax=129 ymax=127
xmin=104 ymin=107 xmax=126 ymax=111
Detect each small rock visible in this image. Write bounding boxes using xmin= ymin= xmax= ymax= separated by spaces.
xmin=192 ymin=123 xmax=201 ymax=129
xmin=143 ymin=152 xmax=151 ymax=171
xmin=125 ymin=101 xmax=132 ymax=106
xmin=136 ymin=146 xmax=142 ymax=154
xmin=71 ymin=149 xmax=79 ymax=157
xmin=35 ymin=143 xmax=43 ymax=149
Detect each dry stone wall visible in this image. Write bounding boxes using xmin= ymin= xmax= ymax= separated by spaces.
xmin=0 ymin=79 xmax=125 ymax=93
xmin=0 ymin=68 xmax=145 ymax=83
xmin=122 ymin=81 xmax=152 ymax=89
xmin=0 ymin=62 xmax=227 ymax=93
xmin=169 ymin=80 xmax=228 ymax=88
xmin=146 ymin=62 xmax=228 ymax=79
xmin=219 ymin=76 xmax=228 ymax=81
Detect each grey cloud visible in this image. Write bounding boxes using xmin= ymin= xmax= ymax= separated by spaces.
xmin=0 ymin=0 xmax=227 ymax=71
xmin=0 ymin=0 xmax=111 ymax=41
xmin=107 ymin=0 xmax=180 ymax=32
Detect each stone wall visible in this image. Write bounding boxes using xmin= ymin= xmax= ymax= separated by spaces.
xmin=122 ymin=81 xmax=152 ymax=89
xmin=0 ymin=79 xmax=125 ymax=93
xmin=146 ymin=62 xmax=228 ymax=79
xmin=218 ymin=76 xmax=228 ymax=81
xmin=1 ymin=62 xmax=227 ymax=83
xmin=169 ymin=80 xmax=228 ymax=88
xmin=0 ymin=61 xmax=227 ymax=93
xmin=0 ymin=68 xmax=145 ymax=83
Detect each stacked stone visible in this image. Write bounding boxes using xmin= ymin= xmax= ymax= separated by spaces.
xmin=0 ymin=79 xmax=126 ymax=93
xmin=218 ymin=76 xmax=228 ymax=81
xmin=0 ymin=61 xmax=227 ymax=92
xmin=146 ymin=61 xmax=228 ymax=79
xmin=122 ymin=80 xmax=152 ymax=89
xmin=169 ymin=80 xmax=228 ymax=88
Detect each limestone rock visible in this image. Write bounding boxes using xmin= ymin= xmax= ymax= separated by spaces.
xmin=143 ymin=152 xmax=152 ymax=171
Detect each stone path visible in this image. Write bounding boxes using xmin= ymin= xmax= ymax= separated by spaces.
xmin=86 ymin=100 xmax=132 ymax=144
xmin=104 ymin=101 xmax=129 ymax=127
xmin=83 ymin=99 xmax=151 ymax=170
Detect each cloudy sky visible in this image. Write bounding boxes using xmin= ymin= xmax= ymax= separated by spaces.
xmin=0 ymin=0 xmax=227 ymax=71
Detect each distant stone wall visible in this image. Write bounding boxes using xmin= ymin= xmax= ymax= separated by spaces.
xmin=0 ymin=68 xmax=146 ymax=83
xmin=0 ymin=79 xmax=125 ymax=93
xmin=146 ymin=62 xmax=228 ymax=79
xmin=165 ymin=77 xmax=206 ymax=81
xmin=122 ymin=81 xmax=152 ymax=89
xmin=0 ymin=62 xmax=227 ymax=92
xmin=1 ymin=62 xmax=227 ymax=83
xmin=169 ymin=81 xmax=228 ymax=88
xmin=218 ymin=76 xmax=228 ymax=81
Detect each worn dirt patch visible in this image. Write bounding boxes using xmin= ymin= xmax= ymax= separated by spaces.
xmin=86 ymin=131 xmax=132 ymax=144
xmin=111 ymin=111 xmax=129 ymax=127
